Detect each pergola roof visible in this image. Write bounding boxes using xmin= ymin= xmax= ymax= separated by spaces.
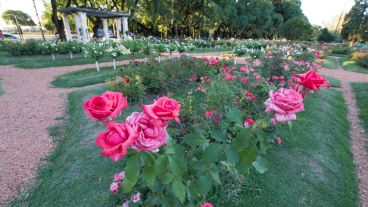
xmin=59 ymin=6 xmax=130 ymax=18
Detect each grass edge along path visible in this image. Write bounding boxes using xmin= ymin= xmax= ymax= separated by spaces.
xmin=352 ymin=82 xmax=368 ymax=150
xmin=339 ymin=56 xmax=368 ymax=74
xmin=9 ymin=86 xmax=358 ymax=206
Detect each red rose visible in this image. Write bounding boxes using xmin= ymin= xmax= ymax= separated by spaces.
xmin=126 ymin=112 xmax=169 ymax=152
xmin=83 ymin=91 xmax=128 ymax=121
xmin=95 ymin=122 xmax=138 ymax=161
xmin=297 ymin=70 xmax=330 ymax=91
xmin=141 ymin=96 xmax=181 ymax=122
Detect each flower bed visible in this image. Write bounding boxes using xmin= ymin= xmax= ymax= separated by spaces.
xmin=82 ymin=53 xmax=330 ymax=206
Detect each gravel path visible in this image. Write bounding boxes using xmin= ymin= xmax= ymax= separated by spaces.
xmin=320 ymin=57 xmax=368 ymax=206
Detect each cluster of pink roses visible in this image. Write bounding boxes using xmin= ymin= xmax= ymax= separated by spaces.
xmin=264 ymin=69 xmax=329 ymax=123
xmin=83 ymin=91 xmax=181 ymax=161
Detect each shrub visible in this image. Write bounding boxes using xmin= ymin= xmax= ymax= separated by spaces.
xmin=331 ymin=44 xmax=351 ymax=55
xmin=6 ymin=40 xmax=43 ymax=56
xmin=352 ymin=51 xmax=368 ymax=68
xmin=107 ymin=71 xmax=146 ymax=102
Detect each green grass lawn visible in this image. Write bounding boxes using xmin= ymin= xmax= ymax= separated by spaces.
xmin=318 ymin=56 xmax=339 ymax=69
xmin=52 ymin=66 xmax=118 ymax=88
xmin=340 ymin=56 xmax=368 ymax=73
xmin=0 ymin=51 xmax=149 ymax=69
xmin=9 ymin=86 xmax=357 ymax=206
xmin=326 ymin=76 xmax=341 ymax=88
xmin=352 ymin=82 xmax=368 ymax=144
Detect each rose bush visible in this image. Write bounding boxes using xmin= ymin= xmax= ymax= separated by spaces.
xmin=83 ymin=53 xmax=330 ymax=206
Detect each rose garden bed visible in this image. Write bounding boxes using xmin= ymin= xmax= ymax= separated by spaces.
xmin=9 ymin=53 xmax=358 ymax=206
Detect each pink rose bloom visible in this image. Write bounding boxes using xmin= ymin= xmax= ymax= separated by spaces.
xmin=95 ymin=122 xmax=138 ymax=161
xmin=142 ymin=96 xmax=181 ymax=122
xmin=126 ymin=112 xmax=169 ymax=152
xmin=122 ymin=201 xmax=130 ymax=207
xmin=264 ymin=88 xmax=304 ymax=122
xmin=205 ymin=110 xmax=215 ymax=119
xmin=241 ymin=77 xmax=248 ymax=83
xmin=245 ymin=91 xmax=256 ymax=101
xmin=131 ymin=193 xmax=141 ymax=203
xmin=191 ymin=74 xmax=197 ymax=79
xmin=225 ymin=73 xmax=234 ymax=81
xmin=110 ymin=182 xmax=119 ymax=193
xmin=83 ymin=91 xmax=128 ymax=121
xmin=244 ymin=118 xmax=255 ymax=128
xmin=204 ymin=57 xmax=209 ymax=63
xmin=276 ymin=137 xmax=282 ymax=144
xmin=270 ymin=118 xmax=277 ymax=125
xmin=209 ymin=58 xmax=218 ymax=66
xmin=201 ymin=202 xmax=214 ymax=207
xmin=113 ymin=171 xmax=125 ymax=181
xmin=196 ymin=87 xmax=206 ymax=93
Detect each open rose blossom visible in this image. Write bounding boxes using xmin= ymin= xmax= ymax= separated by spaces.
xmin=95 ymin=122 xmax=138 ymax=161
xmin=126 ymin=112 xmax=169 ymax=152
xmin=201 ymin=202 xmax=214 ymax=207
xmin=83 ymin=91 xmax=128 ymax=121
xmin=296 ymin=69 xmax=330 ymax=91
xmin=264 ymin=88 xmax=304 ymax=122
xmin=142 ymin=97 xmax=181 ymax=122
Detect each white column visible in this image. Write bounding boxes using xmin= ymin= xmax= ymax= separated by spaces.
xmin=116 ymin=18 xmax=122 ymax=40
xmin=102 ymin=18 xmax=109 ymax=41
xmin=78 ymin=12 xmax=90 ymax=43
xmin=122 ymin=17 xmax=128 ymax=40
xmin=72 ymin=13 xmax=82 ymax=42
xmin=62 ymin=15 xmax=72 ymax=41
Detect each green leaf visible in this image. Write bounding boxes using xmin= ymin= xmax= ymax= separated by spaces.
xmin=252 ymin=156 xmax=268 ymax=174
xmin=239 ymin=145 xmax=258 ymax=164
xmin=172 ymin=180 xmax=186 ymax=203
xmin=259 ymin=140 xmax=272 ymax=154
xmin=209 ymin=164 xmax=221 ymax=185
xmin=142 ymin=165 xmax=155 ymax=186
xmin=183 ymin=133 xmax=206 ymax=147
xmin=211 ymin=129 xmax=227 ymax=142
xmin=226 ymin=109 xmax=243 ymax=124
xmin=203 ymin=144 xmax=224 ymax=163
xmin=195 ymin=175 xmax=213 ymax=195
xmin=224 ymin=145 xmax=239 ymax=164
xmin=169 ymin=156 xmax=187 ymax=177
xmin=123 ymin=153 xmax=141 ymax=192
xmin=154 ymin=155 xmax=168 ymax=175
xmin=160 ymin=172 xmax=175 ymax=185
xmin=235 ymin=128 xmax=255 ymax=150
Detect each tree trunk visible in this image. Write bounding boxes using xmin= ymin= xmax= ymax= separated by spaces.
xmin=51 ymin=0 xmax=66 ymax=41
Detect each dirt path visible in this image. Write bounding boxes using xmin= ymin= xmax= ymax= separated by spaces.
xmin=320 ymin=57 xmax=368 ymax=206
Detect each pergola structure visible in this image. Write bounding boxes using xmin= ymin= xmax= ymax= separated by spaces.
xmin=59 ymin=6 xmax=130 ymax=43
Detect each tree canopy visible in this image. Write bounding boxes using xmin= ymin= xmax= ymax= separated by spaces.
xmin=2 ymin=10 xmax=36 ymax=26
xmin=49 ymin=0 xmax=312 ymax=40
xmin=341 ymin=0 xmax=368 ymax=42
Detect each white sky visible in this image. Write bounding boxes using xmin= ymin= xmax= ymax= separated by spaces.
xmin=0 ymin=0 xmax=355 ymax=27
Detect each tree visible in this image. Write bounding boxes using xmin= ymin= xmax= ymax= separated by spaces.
xmin=2 ymin=10 xmax=36 ymax=36
xmin=341 ymin=0 xmax=368 ymax=42
xmin=317 ymin=28 xmax=336 ymax=42
xmin=280 ymin=17 xmax=313 ymax=40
